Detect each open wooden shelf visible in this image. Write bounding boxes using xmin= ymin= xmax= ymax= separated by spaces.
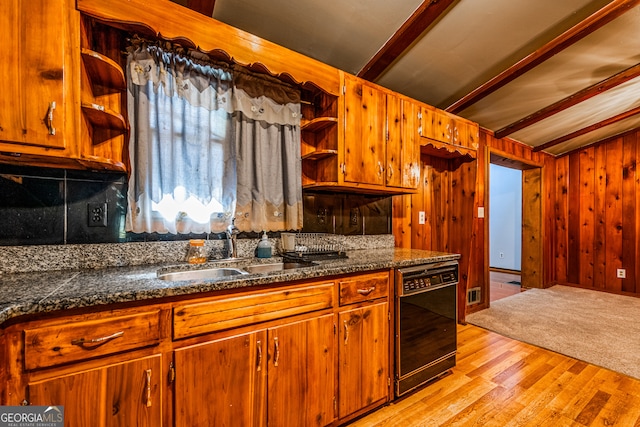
xmin=301 ymin=117 xmax=338 ymax=132
xmin=81 ymin=48 xmax=126 ymax=96
xmin=81 ymin=102 xmax=127 ymax=136
xmin=302 ymin=149 xmax=338 ymax=161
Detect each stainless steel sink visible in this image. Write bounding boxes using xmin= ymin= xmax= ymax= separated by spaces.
xmin=243 ymin=261 xmax=318 ymax=274
xmin=157 ymin=267 xmax=248 ymax=281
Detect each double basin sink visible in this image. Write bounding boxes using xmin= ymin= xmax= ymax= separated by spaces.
xmin=157 ymin=260 xmax=317 ymax=281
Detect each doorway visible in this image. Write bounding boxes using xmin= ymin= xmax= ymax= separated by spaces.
xmin=487 ymin=151 xmax=544 ymax=303
xmin=489 ymin=163 xmax=522 ymax=301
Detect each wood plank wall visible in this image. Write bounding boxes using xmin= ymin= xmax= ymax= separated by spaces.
xmin=555 ymin=130 xmax=639 ymax=296
xmin=393 ymin=129 xmax=557 ymax=319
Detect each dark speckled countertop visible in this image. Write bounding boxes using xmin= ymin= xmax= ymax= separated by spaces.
xmin=0 ymin=248 xmax=458 ymax=325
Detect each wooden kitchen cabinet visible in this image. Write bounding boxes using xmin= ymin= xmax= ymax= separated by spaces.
xmin=338 ymin=302 xmax=389 ymax=419
xmin=0 ymin=2 xmax=128 ymax=171
xmin=28 ymin=354 xmax=163 ymax=427
xmin=343 ymin=74 xmax=388 ymax=188
xmin=304 ymin=73 xmax=418 ymax=193
xmin=418 ymin=104 xmax=479 ymax=159
xmin=336 ymin=271 xmax=390 ymax=421
xmin=174 ymin=330 xmax=266 ymax=427
xmin=0 ymin=0 xmax=79 ymax=163
xmin=267 ymin=314 xmax=335 ymax=427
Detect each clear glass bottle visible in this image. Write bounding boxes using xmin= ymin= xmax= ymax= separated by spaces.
xmin=187 ymin=239 xmax=207 ymax=264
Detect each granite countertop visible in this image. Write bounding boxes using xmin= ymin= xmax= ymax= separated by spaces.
xmin=0 ymin=248 xmax=459 ymax=325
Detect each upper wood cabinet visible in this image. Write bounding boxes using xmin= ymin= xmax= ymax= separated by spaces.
xmin=302 ymin=73 xmax=419 ymax=194
xmin=0 ymin=0 xmax=78 ymax=161
xmin=418 ymin=104 xmax=479 ymax=160
xmin=0 ymin=3 xmax=129 ymax=172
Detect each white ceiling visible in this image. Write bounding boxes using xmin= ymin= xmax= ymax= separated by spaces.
xmin=175 ymin=0 xmax=640 ymax=156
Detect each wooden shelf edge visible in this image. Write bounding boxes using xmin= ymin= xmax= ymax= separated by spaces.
xmin=302 ymin=149 xmax=338 ymax=161
xmin=303 ymin=182 xmax=417 ymax=195
xmin=81 ymin=102 xmax=128 ymax=135
xmin=81 ymin=48 xmax=126 ymax=95
xmin=301 ymin=117 xmax=338 ymax=132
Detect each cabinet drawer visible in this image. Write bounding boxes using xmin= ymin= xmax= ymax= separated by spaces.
xmin=24 ymin=311 xmax=161 ymax=370
xmin=173 ymin=282 xmax=334 ymax=340
xmin=339 ymin=271 xmax=389 ymax=305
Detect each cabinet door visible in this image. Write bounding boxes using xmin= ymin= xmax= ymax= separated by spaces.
xmin=104 ymin=355 xmax=163 ymax=427
xmin=0 ymin=0 xmax=72 ymax=149
xmin=267 ymin=314 xmax=335 ymax=427
xmin=28 ymin=354 xmax=162 ymax=427
xmin=338 ymin=301 xmax=389 ymax=418
xmin=400 ymin=98 xmax=420 ymax=189
xmin=174 ymin=331 xmax=266 ymax=427
xmin=343 ymin=75 xmax=386 ymax=186
xmin=386 ymin=95 xmax=419 ymax=189
xmin=385 ymin=93 xmax=403 ymax=188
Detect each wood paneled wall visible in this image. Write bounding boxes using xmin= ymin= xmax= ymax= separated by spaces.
xmin=393 ymin=129 xmax=557 ymax=319
xmin=555 ymin=130 xmax=640 ymax=296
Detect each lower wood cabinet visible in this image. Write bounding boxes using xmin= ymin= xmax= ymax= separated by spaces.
xmin=338 ymin=301 xmax=389 ymax=419
xmin=28 ymin=354 xmax=162 ymax=427
xmin=174 ymin=331 xmax=265 ymax=427
xmin=2 ymin=270 xmax=392 ymax=426
xmin=267 ymin=314 xmax=335 ymax=427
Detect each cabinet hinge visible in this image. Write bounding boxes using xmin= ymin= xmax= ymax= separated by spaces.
xmin=343 ymin=85 xmax=346 ymax=95
xmin=418 ymin=126 xmax=422 ymax=136
xmin=388 ymin=377 xmax=391 ymax=387
xmin=417 ymin=112 xmax=422 ymax=120
xmin=334 ymin=323 xmax=337 ymax=335
xmin=340 ymin=163 xmax=346 ymax=174
xmin=388 ymin=311 xmax=391 ymax=321
xmin=169 ymin=361 xmax=176 ymax=384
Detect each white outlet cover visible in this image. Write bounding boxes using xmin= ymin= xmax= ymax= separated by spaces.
xmin=418 ymin=211 xmax=426 ymax=224
xmin=478 ymin=207 xmax=485 ymax=218
xmin=617 ymin=269 xmax=626 ymax=279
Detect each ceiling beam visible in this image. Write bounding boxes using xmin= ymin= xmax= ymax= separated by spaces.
xmin=446 ymin=0 xmax=640 ymax=114
xmin=357 ymin=0 xmax=456 ymax=81
xmin=494 ymin=63 xmax=640 ymax=139
xmin=533 ymin=105 xmax=640 ymax=152
xmin=185 ymin=0 xmax=216 ymax=17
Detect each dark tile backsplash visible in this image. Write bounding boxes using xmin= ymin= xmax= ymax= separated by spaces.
xmin=0 ymin=165 xmax=127 ymax=245
xmin=0 ymin=165 xmax=391 ymax=246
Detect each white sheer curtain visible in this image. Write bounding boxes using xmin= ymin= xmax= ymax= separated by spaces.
xmin=125 ymin=39 xmax=302 ymax=235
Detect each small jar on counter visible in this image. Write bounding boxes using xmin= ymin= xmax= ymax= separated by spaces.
xmin=187 ymin=239 xmax=207 ymax=264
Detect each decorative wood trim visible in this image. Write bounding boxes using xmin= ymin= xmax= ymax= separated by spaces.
xmin=495 ymin=63 xmax=640 ymax=139
xmin=446 ymin=0 xmax=640 ymax=114
xmin=77 ymin=0 xmax=341 ymax=95
xmin=419 ymin=138 xmax=477 ymax=161
xmin=357 ymin=0 xmax=456 ymax=81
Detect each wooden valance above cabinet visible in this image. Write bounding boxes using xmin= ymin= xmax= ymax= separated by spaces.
xmin=420 ymin=139 xmax=477 ymax=162
xmin=76 ymin=0 xmax=341 ymax=97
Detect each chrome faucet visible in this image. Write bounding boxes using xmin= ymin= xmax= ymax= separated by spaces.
xmin=225 ymin=218 xmax=240 ymax=259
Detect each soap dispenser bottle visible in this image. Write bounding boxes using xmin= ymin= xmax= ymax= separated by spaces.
xmin=256 ymin=232 xmax=272 ymax=258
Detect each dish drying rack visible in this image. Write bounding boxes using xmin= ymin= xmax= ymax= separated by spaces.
xmin=281 ymin=233 xmax=347 ymax=261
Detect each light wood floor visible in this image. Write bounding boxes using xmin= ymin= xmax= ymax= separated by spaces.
xmin=348 ymin=324 xmax=640 ymax=426
xmin=490 ymin=270 xmax=523 ymax=302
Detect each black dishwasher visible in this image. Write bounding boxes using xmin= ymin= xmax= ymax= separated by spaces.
xmin=394 ymin=260 xmax=458 ymax=396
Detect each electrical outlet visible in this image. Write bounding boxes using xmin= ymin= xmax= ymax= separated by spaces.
xmin=418 ymin=211 xmax=426 ymax=224
xmin=617 ymin=268 xmax=626 ymax=279
xmin=88 ymin=202 xmax=108 ymax=227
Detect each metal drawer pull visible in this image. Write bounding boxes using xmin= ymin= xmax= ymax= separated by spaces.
xmin=71 ymin=331 xmax=124 ymax=346
xmin=273 ymin=337 xmax=280 ymax=367
xmin=343 ymin=321 xmax=349 ymax=345
xmin=256 ymin=340 xmax=262 ymax=372
xmin=357 ymin=287 xmax=376 ymax=296
xmin=45 ymin=102 xmax=56 ymax=135
xmin=145 ymin=369 xmax=152 ymax=407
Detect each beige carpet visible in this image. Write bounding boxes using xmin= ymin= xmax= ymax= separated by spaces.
xmin=466 ymin=285 xmax=640 ymax=380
